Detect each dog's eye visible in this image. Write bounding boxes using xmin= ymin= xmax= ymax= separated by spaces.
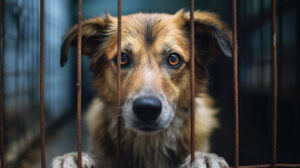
xmin=120 ymin=53 xmax=129 ymax=65
xmin=167 ymin=53 xmax=182 ymax=68
xmin=114 ymin=52 xmax=130 ymax=68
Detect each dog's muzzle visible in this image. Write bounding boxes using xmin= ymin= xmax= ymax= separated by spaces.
xmin=133 ymin=96 xmax=162 ymax=123
xmin=122 ymin=89 xmax=174 ymax=133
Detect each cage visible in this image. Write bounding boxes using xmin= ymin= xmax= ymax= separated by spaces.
xmin=0 ymin=0 xmax=300 ymax=168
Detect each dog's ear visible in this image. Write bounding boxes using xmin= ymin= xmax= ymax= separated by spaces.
xmin=175 ymin=10 xmax=232 ymax=64
xmin=60 ymin=15 xmax=115 ymax=67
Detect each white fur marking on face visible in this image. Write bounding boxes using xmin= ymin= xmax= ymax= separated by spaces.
xmin=144 ymin=69 xmax=155 ymax=85
xmin=145 ymin=70 xmax=153 ymax=79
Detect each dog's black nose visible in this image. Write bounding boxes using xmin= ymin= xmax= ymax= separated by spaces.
xmin=133 ymin=96 xmax=162 ymax=122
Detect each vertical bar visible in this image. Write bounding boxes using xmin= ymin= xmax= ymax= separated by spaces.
xmin=189 ymin=0 xmax=195 ymax=163
xmin=40 ymin=0 xmax=46 ymax=168
xmin=0 ymin=0 xmax=6 ymax=167
xmin=232 ymin=0 xmax=239 ymax=168
xmin=272 ymin=0 xmax=277 ymax=168
xmin=116 ymin=0 xmax=122 ymax=167
xmin=77 ymin=0 xmax=83 ymax=167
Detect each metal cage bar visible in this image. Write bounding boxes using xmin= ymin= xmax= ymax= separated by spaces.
xmin=77 ymin=0 xmax=83 ymax=167
xmin=0 ymin=0 xmax=6 ymax=167
xmin=40 ymin=0 xmax=46 ymax=168
xmin=230 ymin=163 xmax=300 ymax=168
xmin=116 ymin=0 xmax=122 ymax=167
xmin=272 ymin=0 xmax=278 ymax=168
xmin=189 ymin=0 xmax=195 ymax=163
xmin=232 ymin=0 xmax=239 ymax=168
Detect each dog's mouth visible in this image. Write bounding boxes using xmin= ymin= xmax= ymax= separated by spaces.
xmin=133 ymin=122 xmax=165 ymax=132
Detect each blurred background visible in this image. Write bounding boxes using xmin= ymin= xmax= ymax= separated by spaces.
xmin=1 ymin=0 xmax=299 ymax=167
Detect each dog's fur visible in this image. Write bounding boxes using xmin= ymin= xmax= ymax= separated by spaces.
xmin=52 ymin=10 xmax=232 ymax=168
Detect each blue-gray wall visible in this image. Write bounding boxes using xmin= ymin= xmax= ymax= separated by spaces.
xmin=80 ymin=0 xmax=232 ymax=21
xmin=3 ymin=0 xmax=74 ymax=164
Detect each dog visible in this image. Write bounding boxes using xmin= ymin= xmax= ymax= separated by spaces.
xmin=51 ymin=9 xmax=232 ymax=168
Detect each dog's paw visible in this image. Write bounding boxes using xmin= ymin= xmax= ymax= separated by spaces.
xmin=51 ymin=152 xmax=95 ymax=168
xmin=179 ymin=152 xmax=228 ymax=168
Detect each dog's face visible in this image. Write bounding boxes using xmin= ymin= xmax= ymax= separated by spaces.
xmin=61 ymin=10 xmax=232 ymax=133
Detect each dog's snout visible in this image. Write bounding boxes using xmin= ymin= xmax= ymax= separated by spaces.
xmin=133 ymin=96 xmax=162 ymax=122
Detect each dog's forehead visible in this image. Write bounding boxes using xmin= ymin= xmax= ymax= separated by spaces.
xmin=122 ymin=13 xmax=177 ymax=43
xmin=119 ymin=13 xmax=189 ymax=61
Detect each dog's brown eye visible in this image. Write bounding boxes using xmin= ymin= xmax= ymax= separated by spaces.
xmin=121 ymin=54 xmax=129 ymax=65
xmin=114 ymin=52 xmax=130 ymax=68
xmin=167 ymin=53 xmax=182 ymax=68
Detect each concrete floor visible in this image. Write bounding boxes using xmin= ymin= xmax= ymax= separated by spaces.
xmin=18 ymin=117 xmax=88 ymax=168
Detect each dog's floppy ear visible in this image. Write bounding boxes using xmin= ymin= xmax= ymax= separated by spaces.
xmin=175 ymin=10 xmax=233 ymax=64
xmin=60 ymin=15 xmax=114 ymax=67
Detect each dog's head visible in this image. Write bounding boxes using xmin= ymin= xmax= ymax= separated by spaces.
xmin=61 ymin=10 xmax=232 ymax=133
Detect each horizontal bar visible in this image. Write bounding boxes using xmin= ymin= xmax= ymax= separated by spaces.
xmin=230 ymin=164 xmax=300 ymax=168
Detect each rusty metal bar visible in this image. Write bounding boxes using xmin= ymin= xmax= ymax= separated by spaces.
xmin=272 ymin=0 xmax=278 ymax=168
xmin=232 ymin=0 xmax=239 ymax=168
xmin=230 ymin=164 xmax=300 ymax=168
xmin=189 ymin=0 xmax=195 ymax=163
xmin=0 ymin=0 xmax=6 ymax=167
xmin=77 ymin=0 xmax=83 ymax=167
xmin=40 ymin=0 xmax=46 ymax=168
xmin=275 ymin=164 xmax=300 ymax=168
xmin=116 ymin=0 xmax=122 ymax=167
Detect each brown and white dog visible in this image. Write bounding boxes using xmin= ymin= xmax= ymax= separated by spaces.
xmin=51 ymin=9 xmax=232 ymax=168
